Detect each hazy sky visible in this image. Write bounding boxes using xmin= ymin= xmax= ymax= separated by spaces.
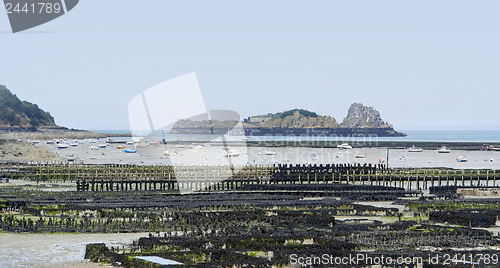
xmin=1 ymin=1 xmax=499 ymax=130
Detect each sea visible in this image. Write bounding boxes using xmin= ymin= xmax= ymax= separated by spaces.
xmin=93 ymin=130 xmax=500 ymax=143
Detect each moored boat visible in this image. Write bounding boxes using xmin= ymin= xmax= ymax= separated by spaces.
xmin=408 ymin=145 xmax=423 ymax=152
xmin=98 ymin=144 xmax=107 ymax=148
xmin=223 ymin=149 xmax=240 ymax=157
xmin=164 ymin=151 xmax=178 ymax=156
xmin=457 ymin=156 xmax=467 ymax=162
xmin=116 ymin=146 xmax=126 ymax=149
xmin=264 ymin=151 xmax=277 ymax=155
xmin=489 ymin=145 xmax=500 ymax=151
xmin=337 ymin=143 xmax=353 ymax=150
xmin=124 ymin=149 xmax=137 ymax=153
xmin=355 ymin=153 xmax=367 ymax=158
xmin=57 ymin=144 xmax=68 ymax=149
xmin=437 ymin=146 xmax=450 ymax=153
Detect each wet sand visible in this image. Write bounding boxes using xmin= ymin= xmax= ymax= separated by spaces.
xmin=38 ymin=141 xmax=500 ymax=169
xmin=0 ymin=232 xmax=149 ymax=268
xmin=4 ymin=142 xmax=500 ymax=267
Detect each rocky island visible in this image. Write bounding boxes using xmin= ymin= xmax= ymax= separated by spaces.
xmin=171 ymin=103 xmax=406 ymax=137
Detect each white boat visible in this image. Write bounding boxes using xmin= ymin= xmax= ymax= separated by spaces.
xmin=437 ymin=146 xmax=450 ymax=153
xmin=242 ymin=136 xmax=250 ymax=140
xmin=70 ymin=143 xmax=78 ymax=147
xmin=408 ymin=145 xmax=423 ymax=152
xmin=337 ymin=143 xmax=353 ymax=150
xmin=489 ymin=145 xmax=500 ymax=151
xmin=89 ymin=146 xmax=99 ymax=151
xmin=32 ymin=140 xmax=40 ymax=144
xmin=164 ymin=151 xmax=178 ymax=156
xmin=126 ymin=141 xmax=134 ymax=145
xmin=223 ymin=149 xmax=239 ymax=157
xmin=98 ymin=144 xmax=107 ymax=148
xmin=132 ymin=137 xmax=143 ymax=143
xmin=57 ymin=144 xmax=68 ymax=149
xmin=457 ymin=156 xmax=467 ymax=162
xmin=264 ymin=151 xmax=277 ymax=155
xmin=89 ymin=139 xmax=97 ymax=143
xmin=355 ymin=153 xmax=367 ymax=158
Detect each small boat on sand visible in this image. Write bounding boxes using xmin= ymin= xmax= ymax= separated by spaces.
xmin=116 ymin=146 xmax=126 ymax=149
xmin=437 ymin=146 xmax=450 ymax=153
xmin=337 ymin=143 xmax=353 ymax=150
xmin=124 ymin=149 xmax=136 ymax=153
xmin=355 ymin=153 xmax=367 ymax=158
xmin=489 ymin=145 xmax=500 ymax=151
xmin=264 ymin=151 xmax=277 ymax=155
xmin=408 ymin=145 xmax=422 ymax=152
xmin=98 ymin=144 xmax=107 ymax=148
xmin=32 ymin=140 xmax=40 ymax=144
xmin=57 ymin=144 xmax=68 ymax=149
xmin=457 ymin=156 xmax=467 ymax=162
xmin=223 ymin=149 xmax=239 ymax=157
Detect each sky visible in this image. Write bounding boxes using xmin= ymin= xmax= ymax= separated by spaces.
xmin=0 ymin=1 xmax=499 ymax=131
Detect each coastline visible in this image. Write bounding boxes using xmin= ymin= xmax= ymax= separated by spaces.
xmin=0 ymin=127 xmax=131 ymax=140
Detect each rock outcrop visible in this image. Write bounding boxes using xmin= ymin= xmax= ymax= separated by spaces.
xmin=170 ymin=105 xmax=405 ymax=137
xmin=340 ymin=103 xmax=392 ymax=128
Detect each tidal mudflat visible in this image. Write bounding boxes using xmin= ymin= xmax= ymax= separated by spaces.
xmin=0 ymin=232 xmax=149 ymax=268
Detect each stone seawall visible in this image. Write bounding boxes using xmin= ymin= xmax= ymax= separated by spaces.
xmin=169 ymin=127 xmax=406 ymax=137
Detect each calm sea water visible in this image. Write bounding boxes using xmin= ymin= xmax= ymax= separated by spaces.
xmin=93 ymin=130 xmax=500 ymax=143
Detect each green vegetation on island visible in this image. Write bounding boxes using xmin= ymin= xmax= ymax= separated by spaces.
xmin=243 ymin=109 xmax=338 ymax=129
